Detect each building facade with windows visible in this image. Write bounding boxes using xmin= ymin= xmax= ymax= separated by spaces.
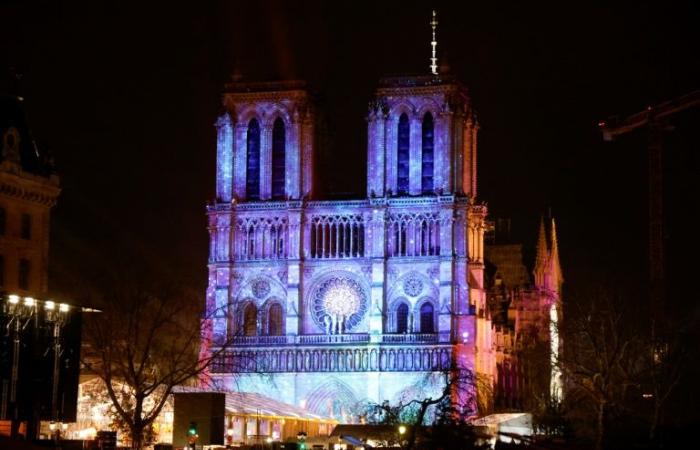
xmin=0 ymin=95 xmax=60 ymax=297
xmin=204 ymin=74 xmax=561 ymax=422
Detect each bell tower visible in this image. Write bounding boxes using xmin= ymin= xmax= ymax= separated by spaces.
xmin=366 ymin=75 xmax=478 ymax=199
xmin=216 ymin=80 xmax=315 ymax=203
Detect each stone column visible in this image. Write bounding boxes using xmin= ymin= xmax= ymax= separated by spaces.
xmin=260 ymin=120 xmax=272 ymax=200
xmin=471 ymin=119 xmax=479 ymax=197
xmin=439 ymin=207 xmax=453 ymax=257
xmin=385 ymin=116 xmax=397 ymax=195
xmin=366 ymin=110 xmax=386 ymax=197
xmin=287 ymin=115 xmax=301 ymax=199
xmin=213 ymin=267 xmax=231 ymax=343
xmin=286 ymin=206 xmax=302 ymax=335
xmin=233 ymin=123 xmax=248 ymax=199
xmin=301 ymin=113 xmax=314 ymax=198
xmin=463 ymin=117 xmax=474 ymax=196
xmin=437 ymin=109 xmax=454 ymax=194
xmin=368 ymin=208 xmax=386 ymax=340
xmin=453 ymin=112 xmax=464 ymax=194
xmin=216 ymin=113 xmax=234 ymax=202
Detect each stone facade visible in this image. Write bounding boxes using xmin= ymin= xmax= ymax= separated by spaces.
xmin=204 ymin=75 xmax=560 ymax=421
xmin=0 ymin=95 xmax=60 ymax=297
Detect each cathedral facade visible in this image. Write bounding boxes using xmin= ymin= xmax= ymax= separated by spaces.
xmin=204 ymin=74 xmax=561 ymax=422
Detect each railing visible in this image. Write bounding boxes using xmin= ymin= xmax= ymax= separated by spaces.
xmin=234 ymin=216 xmax=288 ymax=260
xmin=211 ymin=345 xmax=453 ymax=373
xmin=298 ymin=334 xmax=371 ymax=345
xmin=308 ymin=214 xmax=365 ymax=259
xmin=387 ymin=212 xmax=441 ymax=257
xmin=231 ymin=335 xmax=291 ymax=345
xmin=381 ymin=333 xmax=438 ymax=344
xmin=230 ymin=334 xmax=371 ymax=346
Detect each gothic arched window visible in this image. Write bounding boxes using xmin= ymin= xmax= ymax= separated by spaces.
xmin=271 ymin=118 xmax=286 ymax=200
xmin=396 ymin=303 xmax=409 ymax=333
xmin=267 ymin=303 xmax=284 ymax=336
xmin=419 ymin=302 xmax=435 ymax=333
xmin=397 ymin=113 xmax=410 ymax=195
xmin=246 ymin=118 xmax=261 ymax=200
xmin=243 ymin=303 xmax=258 ymax=336
xmin=421 ymin=112 xmax=434 ymax=193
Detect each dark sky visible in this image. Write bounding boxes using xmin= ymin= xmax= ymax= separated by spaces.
xmin=1 ymin=1 xmax=698 ymax=300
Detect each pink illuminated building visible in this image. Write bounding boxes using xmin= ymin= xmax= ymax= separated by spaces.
xmin=203 ymin=19 xmax=562 ymax=419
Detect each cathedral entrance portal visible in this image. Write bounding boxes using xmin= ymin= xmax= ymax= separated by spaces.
xmin=304 ymin=378 xmax=361 ymax=423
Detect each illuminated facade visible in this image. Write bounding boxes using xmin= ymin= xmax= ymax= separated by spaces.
xmin=0 ymin=95 xmax=60 ymax=297
xmin=204 ymin=74 xmax=561 ymax=421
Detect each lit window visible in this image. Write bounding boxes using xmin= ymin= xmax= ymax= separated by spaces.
xmin=397 ymin=113 xmax=410 ymax=195
xmin=396 ymin=303 xmax=409 ymax=333
xmin=267 ymin=303 xmax=284 ymax=336
xmin=246 ymin=119 xmax=261 ymax=200
xmin=243 ymin=303 xmax=258 ymax=336
xmin=420 ymin=302 xmax=434 ymax=333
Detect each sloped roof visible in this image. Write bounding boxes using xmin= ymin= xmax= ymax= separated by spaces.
xmin=224 ymin=391 xmax=335 ymax=422
xmin=0 ymin=95 xmax=54 ymax=176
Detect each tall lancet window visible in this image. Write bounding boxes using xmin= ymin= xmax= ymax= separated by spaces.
xmin=420 ymin=302 xmax=435 ymax=333
xmin=271 ymin=118 xmax=286 ymax=200
xmin=267 ymin=303 xmax=284 ymax=336
xmin=421 ymin=112 xmax=434 ymax=193
xmin=246 ymin=118 xmax=261 ymax=200
xmin=243 ymin=303 xmax=258 ymax=336
xmin=396 ymin=303 xmax=409 ymax=333
xmin=397 ymin=113 xmax=410 ymax=195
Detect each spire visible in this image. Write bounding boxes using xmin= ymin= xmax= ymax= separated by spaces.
xmin=547 ymin=218 xmax=563 ymax=292
xmin=534 ymin=216 xmax=548 ymax=287
xmin=430 ymin=10 xmax=438 ymax=75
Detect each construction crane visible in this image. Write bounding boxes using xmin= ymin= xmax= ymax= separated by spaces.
xmin=599 ymin=89 xmax=700 ymax=327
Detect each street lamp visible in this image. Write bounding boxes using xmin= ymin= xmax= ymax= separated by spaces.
xmin=398 ymin=425 xmax=407 ymax=449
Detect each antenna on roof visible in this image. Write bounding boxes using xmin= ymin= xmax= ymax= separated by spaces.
xmin=430 ymin=10 xmax=438 ymax=75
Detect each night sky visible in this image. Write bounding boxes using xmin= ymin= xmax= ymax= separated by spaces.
xmin=1 ymin=1 xmax=698 ymax=303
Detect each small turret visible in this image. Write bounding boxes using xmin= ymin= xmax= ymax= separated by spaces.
xmin=546 ymin=218 xmax=563 ymax=294
xmin=533 ymin=216 xmax=548 ymax=288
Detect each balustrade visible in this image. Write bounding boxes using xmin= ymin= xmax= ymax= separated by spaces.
xmin=381 ymin=333 xmax=438 ymax=343
xmin=387 ymin=212 xmax=441 ymax=257
xmin=309 ymin=214 xmax=365 ymax=259
xmin=234 ymin=216 xmax=288 ymax=260
xmin=211 ymin=345 xmax=452 ymax=373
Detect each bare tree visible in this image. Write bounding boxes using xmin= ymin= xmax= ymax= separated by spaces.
xmin=365 ymin=368 xmax=488 ymax=450
xmin=81 ymin=276 xmax=234 ymax=450
xmin=557 ymin=290 xmax=642 ymax=450
xmin=641 ymin=325 xmax=687 ymax=443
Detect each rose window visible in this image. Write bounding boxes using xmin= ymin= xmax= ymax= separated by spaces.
xmin=251 ymin=279 xmax=271 ymax=299
xmin=403 ymin=276 xmax=424 ymax=297
xmin=312 ymin=276 xmax=368 ymax=333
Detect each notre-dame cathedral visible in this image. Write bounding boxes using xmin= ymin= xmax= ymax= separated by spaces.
xmin=203 ymin=65 xmax=562 ymax=421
